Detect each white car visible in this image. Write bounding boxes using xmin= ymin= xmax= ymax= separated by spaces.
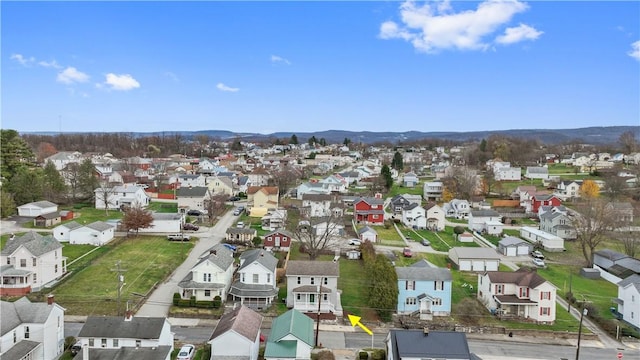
xmin=532 ymin=258 xmax=546 ymax=267
xmin=348 ymin=239 xmax=362 ymax=246
xmin=176 ymin=344 xmax=195 ymax=360
xmin=531 ymin=250 xmax=545 ymax=260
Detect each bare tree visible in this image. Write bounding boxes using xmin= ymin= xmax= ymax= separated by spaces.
xmin=269 ymin=166 xmax=301 ymax=200
xmin=613 ymin=230 xmax=640 ymax=258
xmin=571 ymin=199 xmax=622 ymax=266
xmin=95 ymin=181 xmax=116 ymax=215
xmin=619 ymin=130 xmax=638 ymax=154
xmin=204 ymin=193 xmax=228 ymax=225
xmin=600 ymin=167 xmax=628 ymax=200
xmin=442 ymin=166 xmax=479 ymax=200
xmin=121 ymin=205 xmax=154 ymax=236
xmin=291 ymin=214 xmax=343 ymax=260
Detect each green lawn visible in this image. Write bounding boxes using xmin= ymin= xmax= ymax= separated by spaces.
xmin=367 ymin=225 xmax=404 ymax=246
xmin=147 ymin=201 xmax=178 ymax=213
xmin=386 ymin=184 xmax=423 ymax=198
xmin=63 ymin=244 xmax=112 ymax=273
xmin=64 ymin=206 xmax=124 ymax=224
xmin=48 ymin=235 xmax=193 ymax=315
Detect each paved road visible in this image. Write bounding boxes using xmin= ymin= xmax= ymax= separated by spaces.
xmin=135 ymin=208 xmax=238 ymax=317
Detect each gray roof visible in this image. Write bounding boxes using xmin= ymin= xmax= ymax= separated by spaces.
xmin=226 ymin=228 xmax=257 ymax=235
xmin=238 ymin=249 xmax=278 ymax=272
xmin=618 ymin=274 xmax=640 ymax=292
xmin=196 ymin=244 xmax=235 ymax=270
xmin=449 ymin=247 xmax=501 ymax=260
xmin=74 ymin=346 xmax=172 ymax=360
xmin=388 ymin=330 xmax=474 ymax=359
xmin=210 ymin=305 xmax=263 ymax=342
xmin=60 ymin=221 xmax=83 ymax=230
xmin=286 ymin=260 xmax=339 ymax=277
xmin=18 ymin=200 xmax=57 ymax=209
xmin=0 ymin=340 xmax=40 ymax=360
xmin=396 ymin=265 xmax=452 ymax=281
xmin=111 ymin=185 xmax=144 ymax=194
xmin=176 ymin=186 xmax=209 ymax=197
xmin=470 ymin=209 xmax=500 ymax=217
xmin=77 ymin=316 xmax=167 ymax=339
xmin=152 ymin=212 xmax=183 ymax=221
xmin=1 ymin=297 xmax=61 ymax=336
xmin=0 ymin=265 xmax=32 ymax=276
xmin=178 ymin=272 xmax=226 ymax=290
xmin=229 ymin=282 xmax=279 ymax=298
xmin=0 ymin=231 xmax=62 ymax=257
xmin=264 ymin=229 xmax=295 ymax=238
xmin=354 ymin=196 xmax=384 ymax=205
xmin=485 ymin=269 xmax=548 ymax=289
xmin=86 ymin=221 xmax=114 ymax=231
xmin=594 ymin=249 xmax=628 ymax=261
xmin=499 ymin=236 xmax=530 ymax=247
xmin=358 ymin=226 xmax=376 ymax=235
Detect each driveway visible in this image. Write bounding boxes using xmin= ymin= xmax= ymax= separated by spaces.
xmin=135 ymin=209 xmax=236 ymax=317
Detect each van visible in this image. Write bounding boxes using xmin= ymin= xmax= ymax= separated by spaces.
xmin=237 ymin=221 xmax=244 ymax=228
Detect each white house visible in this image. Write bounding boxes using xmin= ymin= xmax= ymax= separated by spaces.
xmin=525 ymin=166 xmax=549 ymax=180
xmin=477 ymin=269 xmax=556 ymax=324
xmin=448 ymin=247 xmax=500 ymax=272
xmin=468 ymin=210 xmax=503 ymax=235
xmin=178 ymin=244 xmax=235 ymax=302
xmin=0 ymin=296 xmax=65 ymax=360
xmin=285 ymin=260 xmax=343 ymax=317
xmin=401 ymin=203 xmax=426 ymax=229
xmin=520 ymin=226 xmax=565 ymax=252
xmin=442 ymin=199 xmax=470 ymax=219
xmin=137 ymin=212 xmax=184 ymax=234
xmin=95 ymin=185 xmax=150 ymax=210
xmin=176 ymin=186 xmax=211 ymax=213
xmin=76 ymin=314 xmax=173 ymax=360
xmin=554 ymin=180 xmax=582 ymax=200
xmin=616 ymin=274 xmax=640 ymax=330
xmin=209 ymin=305 xmax=263 ymax=360
xmin=424 ymin=203 xmax=445 ymax=231
xmin=17 ymin=201 xmax=58 ymax=217
xmin=495 ymin=167 xmax=522 ymax=181
xmin=53 ymin=221 xmax=84 ymax=242
xmin=423 ymin=181 xmax=443 ymax=201
xmin=0 ymin=232 xmax=66 ymax=295
xmin=229 ymin=249 xmax=279 ymax=310
xmin=69 ymin=221 xmax=115 ymax=246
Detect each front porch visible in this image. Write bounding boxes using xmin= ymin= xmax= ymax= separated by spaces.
xmin=1 ymin=266 xmax=33 ymax=296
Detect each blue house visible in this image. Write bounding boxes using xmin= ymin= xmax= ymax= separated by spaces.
xmin=396 ymin=260 xmax=452 ymax=319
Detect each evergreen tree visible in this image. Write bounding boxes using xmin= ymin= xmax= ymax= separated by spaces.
xmin=308 ymin=136 xmax=317 ymax=146
xmin=319 ymin=138 xmax=327 ymax=146
xmin=7 ymin=167 xmax=44 ymax=205
xmin=380 ymin=164 xmax=393 ymax=190
xmin=368 ymin=254 xmax=398 ymax=321
xmin=391 ymin=151 xmax=404 ymax=171
xmin=1 ymin=129 xmax=36 ymax=180
xmin=78 ymin=159 xmax=99 ymax=201
xmin=343 ymin=138 xmax=351 ymax=146
xmin=290 ymin=134 xmax=299 ymax=145
xmin=42 ymin=160 xmax=68 ymax=203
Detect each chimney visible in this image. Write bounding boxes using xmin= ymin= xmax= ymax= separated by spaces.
xmin=211 ymin=249 xmax=217 ymax=256
xmin=125 ymin=310 xmax=133 ymax=321
xmin=423 ymin=327 xmax=429 ymax=336
xmin=47 ymin=294 xmax=55 ymax=305
xmin=83 ymin=344 xmax=89 ymax=360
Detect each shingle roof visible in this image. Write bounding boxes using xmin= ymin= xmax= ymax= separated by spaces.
xmin=470 ymin=209 xmax=500 ymax=217
xmin=247 ymin=186 xmax=278 ymax=195
xmin=1 ymin=297 xmax=61 ymax=336
xmin=485 ymin=269 xmax=548 ymax=289
xmin=77 ymin=316 xmax=167 ymax=339
xmin=618 ymin=274 xmax=640 ymax=293
xmin=86 ymin=221 xmax=114 ymax=231
xmin=499 ymin=236 xmax=529 ymax=247
xmin=177 ymin=186 xmax=209 ymax=197
xmin=74 ymin=345 xmax=172 ymax=360
xmin=395 ymin=265 xmax=452 ymax=281
xmin=210 ymin=305 xmax=263 ymax=342
xmin=0 ymin=231 xmax=62 ymax=257
xmin=18 ymin=200 xmax=57 ymax=209
xmin=60 ymin=221 xmax=83 ymax=230
xmin=286 ymin=260 xmax=339 ymax=277
xmin=388 ymin=330 xmax=473 ymax=359
xmin=195 ymin=244 xmax=235 ymax=270
xmin=238 ymin=249 xmax=278 ymax=272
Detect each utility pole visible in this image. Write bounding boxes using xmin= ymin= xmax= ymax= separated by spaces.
xmin=575 ymin=298 xmax=589 ymax=360
xmin=567 ymin=273 xmax=573 ymax=313
xmin=111 ymin=260 xmax=127 ymax=316
xmin=315 ymin=278 xmax=324 ymax=347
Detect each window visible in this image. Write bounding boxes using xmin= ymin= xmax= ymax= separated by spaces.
xmin=241 ymin=273 xmax=245 ymax=282
xmin=540 ymin=307 xmax=551 ymax=316
xmin=136 ymin=340 xmax=141 ymax=347
xmin=13 ymin=331 xmax=16 ymax=343
xmin=297 ymin=277 xmax=301 ymax=284
xmin=24 ymin=326 xmax=30 ymax=339
xmin=434 ymin=281 xmax=444 ymax=291
xmin=310 ymin=277 xmax=315 ymax=285
xmin=323 ymin=277 xmax=328 ymax=285
xmin=33 ymin=273 xmax=37 ymax=282
xmin=296 ymin=294 xmax=301 ymax=301
xmin=89 ymin=339 xmax=95 ymax=347
xmin=204 ymin=290 xmax=211 ymax=297
xmin=32 ymin=258 xmax=36 ymax=266
xmin=20 ymin=259 xmax=26 ymax=267
xmin=113 ymin=339 xmax=118 ymax=347
xmin=432 ymin=298 xmax=442 ymax=306
xmin=101 ymin=339 xmax=107 ymax=348
xmin=310 ymin=294 xmax=315 ymax=303
xmin=494 ymin=284 xmax=504 ymax=294
xmin=55 ymin=264 xmax=58 ymax=273
xmin=253 ymin=274 xmax=259 ymax=283
xmin=406 ymin=297 xmax=417 ymax=305
xmin=6 ymin=258 xmax=9 ymax=265
xmin=267 ymin=274 xmax=271 ymax=283
xmin=519 ymin=287 xmax=529 ymax=298
xmin=632 ymin=295 xmax=635 ymax=302
xmin=540 ymin=291 xmax=551 ymax=300
xmin=323 ymin=293 xmax=328 ymax=301
xmin=406 ymin=281 xmax=415 ymax=290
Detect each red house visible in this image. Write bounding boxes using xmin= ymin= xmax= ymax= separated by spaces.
xmin=263 ymin=229 xmax=294 ymax=251
xmin=354 ymin=196 xmax=385 ymax=225
xmin=532 ymin=194 xmax=562 ymax=214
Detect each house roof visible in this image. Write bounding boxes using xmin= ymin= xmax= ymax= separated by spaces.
xmin=485 ymin=269 xmax=548 ymax=289
xmin=226 ymin=227 xmax=257 ymax=235
xmin=1 ymin=297 xmax=62 ymax=336
xmin=595 ymin=249 xmax=628 ymax=261
xmin=210 ymin=305 xmax=263 ymax=342
xmin=387 ymin=330 xmax=474 ymax=359
xmin=265 ymin=309 xmax=314 ymax=357
xmin=35 ymin=212 xmax=60 ymax=219
xmin=357 ymin=226 xmax=376 ymax=235
xmin=286 ymin=260 xmax=339 ymax=277
xmin=264 ymin=229 xmax=295 ymax=238
xmin=302 ymin=193 xmax=332 ymax=201
xmin=470 ymin=209 xmax=500 ymax=217
xmin=152 ymin=212 xmax=183 ymax=221
xmin=229 ymin=282 xmax=279 ymax=298
xmin=18 ymin=200 xmax=57 ymax=209
xmin=0 ymin=340 xmax=41 ymax=359
xmin=0 ymin=231 xmax=62 ymax=257
xmin=499 ymin=236 xmax=530 ymax=247
xmin=86 ymin=221 xmax=114 ymax=231
xmin=59 ymin=221 xmax=83 ymax=230
xmin=177 ymin=186 xmax=209 ymax=197
xmin=77 ymin=316 xmax=167 ymax=339
xmin=74 ymin=346 xmax=172 ymax=360
xmin=195 ymin=244 xmax=235 ymax=270
xmin=111 ymin=185 xmax=145 ymax=193
xmin=618 ymin=274 xmax=640 ymax=292
xmin=247 ymin=186 xmax=278 ymax=195
xmin=449 ymin=247 xmax=501 ymax=260
xmin=354 ymin=196 xmax=384 ymax=205
xmin=238 ymin=249 xmax=278 ymax=272
xmin=395 ymin=265 xmax=452 ymax=281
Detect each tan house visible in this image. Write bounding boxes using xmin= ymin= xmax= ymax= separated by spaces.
xmin=247 ymin=186 xmax=279 ymax=217
xmin=207 ymin=175 xmax=235 ymax=196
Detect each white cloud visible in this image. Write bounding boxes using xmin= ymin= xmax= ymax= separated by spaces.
xmin=629 ymin=40 xmax=640 ymax=61
xmin=496 ymin=23 xmax=543 ymax=44
xmin=103 ymin=73 xmax=140 ymax=91
xmin=379 ymin=0 xmax=539 ymax=53
xmin=38 ymin=60 xmax=62 ymax=69
xmin=57 ymin=67 xmax=90 ymax=84
xmin=164 ymin=71 xmax=180 ymax=82
xmin=271 ymin=55 xmax=291 ymax=65
xmin=216 ymin=83 xmax=239 ymax=92
xmin=10 ymin=53 xmax=35 ymax=66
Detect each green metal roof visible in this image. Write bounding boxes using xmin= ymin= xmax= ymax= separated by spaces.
xmin=264 ymin=309 xmax=314 ymax=357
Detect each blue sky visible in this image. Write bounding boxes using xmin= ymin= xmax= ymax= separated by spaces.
xmin=2 ymin=1 xmax=639 ymax=134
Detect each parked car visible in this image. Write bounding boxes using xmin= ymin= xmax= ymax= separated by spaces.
xmin=420 ymin=239 xmax=431 ymax=246
xmin=228 ymin=196 xmax=241 ymax=202
xmin=403 ymin=247 xmax=413 ymax=257
xmin=183 ymin=223 xmax=199 ymax=231
xmin=531 ymin=250 xmax=545 ymax=260
xmin=70 ymin=341 xmax=82 ymax=356
xmin=176 ymin=344 xmax=195 ymax=360
xmin=187 ymin=209 xmax=202 ymax=216
xmin=233 ymin=206 xmax=245 ymax=216
xmin=348 ymin=239 xmax=362 ymax=246
xmin=236 ymin=221 xmax=244 ymax=228
xmin=167 ymin=234 xmax=191 ymax=241
xmin=532 ymin=258 xmax=546 ymax=267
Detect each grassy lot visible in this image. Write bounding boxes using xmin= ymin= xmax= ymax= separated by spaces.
xmin=147 ymin=201 xmax=178 ymax=213
xmin=47 ymin=235 xmax=193 ymax=315
xmin=63 ymin=244 xmax=112 ymax=273
xmin=367 ymin=225 xmax=404 ymax=246
xmin=63 ymin=206 xmax=124 ymax=224
xmin=415 ymin=227 xmax=479 ymax=251
xmin=387 ymin=184 xmax=423 ymax=198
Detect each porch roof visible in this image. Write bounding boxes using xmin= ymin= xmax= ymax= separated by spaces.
xmin=229 ymin=282 xmax=279 ymax=298
xmin=0 ymin=265 xmax=32 ymax=276
xmin=292 ymin=285 xmax=332 ymax=293
xmin=494 ymin=295 xmax=538 ymax=305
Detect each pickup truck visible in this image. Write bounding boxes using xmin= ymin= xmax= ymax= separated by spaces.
xmin=167 ymin=234 xmax=191 ymax=241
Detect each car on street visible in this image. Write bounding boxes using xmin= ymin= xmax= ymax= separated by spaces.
xmin=531 ymin=250 xmax=545 ymax=260
xmin=532 ymin=258 xmax=545 ymax=267
xmin=183 ymin=223 xmax=199 ymax=231
xmin=233 ymin=206 xmax=245 ymax=216
xmin=228 ymin=196 xmax=241 ymax=202
xmin=236 ymin=221 xmax=244 ymax=228
xmin=420 ymin=239 xmax=431 ymax=246
xmin=167 ymin=234 xmax=191 ymax=241
xmin=348 ymin=239 xmax=362 ymax=246
xmin=187 ymin=209 xmax=202 ymax=216
xmin=176 ymin=344 xmax=195 ymax=360
xmin=403 ymin=247 xmax=413 ymax=257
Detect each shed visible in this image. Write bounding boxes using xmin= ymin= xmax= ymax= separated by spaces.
xmin=346 ymin=250 xmax=361 ymax=260
xmin=580 ymin=268 xmax=601 ymax=279
xmin=33 ymin=212 xmax=61 ymax=227
xmin=448 ymin=247 xmax=501 ymax=272
xmin=498 ymin=236 xmax=532 ymax=257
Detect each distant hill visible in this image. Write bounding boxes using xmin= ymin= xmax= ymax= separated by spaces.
xmin=23 ymin=126 xmax=639 ymax=145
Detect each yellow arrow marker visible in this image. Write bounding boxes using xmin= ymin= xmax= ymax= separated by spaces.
xmin=347 ymin=314 xmax=373 ymax=336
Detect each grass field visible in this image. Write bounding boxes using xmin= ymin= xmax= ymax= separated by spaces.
xmin=48 ymin=235 xmax=193 ymax=315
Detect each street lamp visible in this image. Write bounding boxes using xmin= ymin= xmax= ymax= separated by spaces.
xmin=575 ymin=306 xmax=588 ymax=360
